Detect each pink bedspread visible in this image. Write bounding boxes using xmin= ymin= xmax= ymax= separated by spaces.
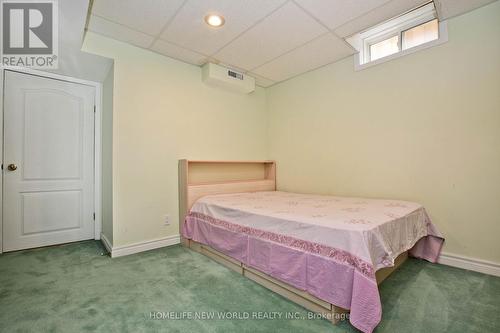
xmin=182 ymin=191 xmax=444 ymax=333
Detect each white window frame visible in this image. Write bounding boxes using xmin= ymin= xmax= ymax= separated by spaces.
xmin=365 ymin=32 xmax=400 ymax=64
xmin=346 ymin=2 xmax=448 ymax=71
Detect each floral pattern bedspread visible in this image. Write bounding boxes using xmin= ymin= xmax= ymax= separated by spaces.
xmin=190 ymin=191 xmax=441 ymax=270
xmin=184 ymin=191 xmax=444 ymax=332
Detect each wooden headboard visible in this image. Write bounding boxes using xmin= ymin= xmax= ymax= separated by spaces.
xmin=178 ymin=160 xmax=276 ymax=234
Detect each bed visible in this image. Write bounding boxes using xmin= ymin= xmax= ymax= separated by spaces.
xmin=178 ymin=160 xmax=444 ymax=333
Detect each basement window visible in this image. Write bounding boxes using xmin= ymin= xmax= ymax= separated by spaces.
xmin=346 ymin=2 xmax=448 ymax=70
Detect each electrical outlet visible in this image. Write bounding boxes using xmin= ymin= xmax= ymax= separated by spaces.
xmin=163 ymin=214 xmax=170 ymax=226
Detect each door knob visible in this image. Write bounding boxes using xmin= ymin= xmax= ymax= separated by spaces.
xmin=7 ymin=164 xmax=17 ymax=171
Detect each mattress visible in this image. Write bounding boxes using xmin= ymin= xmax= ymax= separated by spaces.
xmin=182 ymin=191 xmax=444 ymax=333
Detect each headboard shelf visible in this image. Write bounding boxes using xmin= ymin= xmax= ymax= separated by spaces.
xmin=187 ymin=160 xmax=275 ymax=164
xmin=189 ymin=178 xmax=275 ymax=186
xmin=186 ymin=160 xmax=275 ymax=184
xmin=178 ymin=160 xmax=276 ymax=237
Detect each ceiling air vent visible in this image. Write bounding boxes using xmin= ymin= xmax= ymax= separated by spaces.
xmin=202 ymin=63 xmax=255 ymax=94
xmin=228 ymin=70 xmax=244 ymax=80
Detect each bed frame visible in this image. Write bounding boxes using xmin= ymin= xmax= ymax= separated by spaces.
xmin=178 ymin=160 xmax=407 ymax=324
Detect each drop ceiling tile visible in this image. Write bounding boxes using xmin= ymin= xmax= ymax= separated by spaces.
xmin=435 ymin=0 xmax=497 ymax=20
xmin=295 ymin=0 xmax=392 ymax=30
xmin=214 ymin=2 xmax=328 ymax=71
xmin=91 ymin=0 xmax=185 ymax=36
xmin=150 ymin=40 xmax=208 ymax=65
xmin=87 ymin=15 xmax=155 ymax=49
xmin=249 ymin=73 xmax=276 ymax=88
xmin=160 ymin=0 xmax=287 ymax=56
xmin=333 ymin=0 xmax=428 ymax=37
xmin=253 ymin=33 xmax=354 ymax=82
xmin=218 ymin=63 xmax=248 ymax=74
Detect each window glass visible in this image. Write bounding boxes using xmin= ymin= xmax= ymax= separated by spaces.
xmin=369 ymin=35 xmax=399 ymax=61
xmin=402 ymin=19 xmax=439 ymax=50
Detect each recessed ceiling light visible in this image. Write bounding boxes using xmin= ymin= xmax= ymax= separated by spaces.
xmin=204 ymin=14 xmax=225 ymax=28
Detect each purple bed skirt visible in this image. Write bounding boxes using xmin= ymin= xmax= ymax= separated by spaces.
xmin=182 ymin=212 xmax=444 ymax=333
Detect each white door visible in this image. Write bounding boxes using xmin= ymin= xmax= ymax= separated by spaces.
xmin=3 ymin=71 xmax=95 ymax=252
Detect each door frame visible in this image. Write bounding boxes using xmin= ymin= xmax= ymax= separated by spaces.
xmin=0 ymin=65 xmax=103 ymax=254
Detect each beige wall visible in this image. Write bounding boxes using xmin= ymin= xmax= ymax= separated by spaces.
xmin=82 ymin=33 xmax=268 ymax=247
xmin=83 ymin=2 xmax=499 ymax=263
xmin=267 ymin=2 xmax=500 ymax=263
xmin=101 ymin=63 xmax=114 ymax=245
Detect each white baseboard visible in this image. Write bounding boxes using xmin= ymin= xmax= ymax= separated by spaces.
xmin=105 ymin=234 xmax=181 ymax=258
xmin=438 ymin=252 xmax=500 ymax=277
xmin=100 ymin=233 xmax=113 ymax=254
xmin=98 ymin=236 xmax=500 ymax=277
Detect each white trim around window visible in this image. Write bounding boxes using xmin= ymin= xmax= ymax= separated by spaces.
xmin=354 ymin=21 xmax=448 ymax=71
xmin=346 ymin=2 xmax=449 ymax=71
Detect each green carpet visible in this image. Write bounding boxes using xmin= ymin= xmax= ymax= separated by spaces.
xmin=0 ymin=241 xmax=499 ymax=333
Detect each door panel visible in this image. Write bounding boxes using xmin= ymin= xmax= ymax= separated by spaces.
xmin=3 ymin=71 xmax=95 ymax=251
xmin=23 ymin=90 xmax=83 ymax=180
xmin=21 ymin=190 xmax=82 ymax=234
